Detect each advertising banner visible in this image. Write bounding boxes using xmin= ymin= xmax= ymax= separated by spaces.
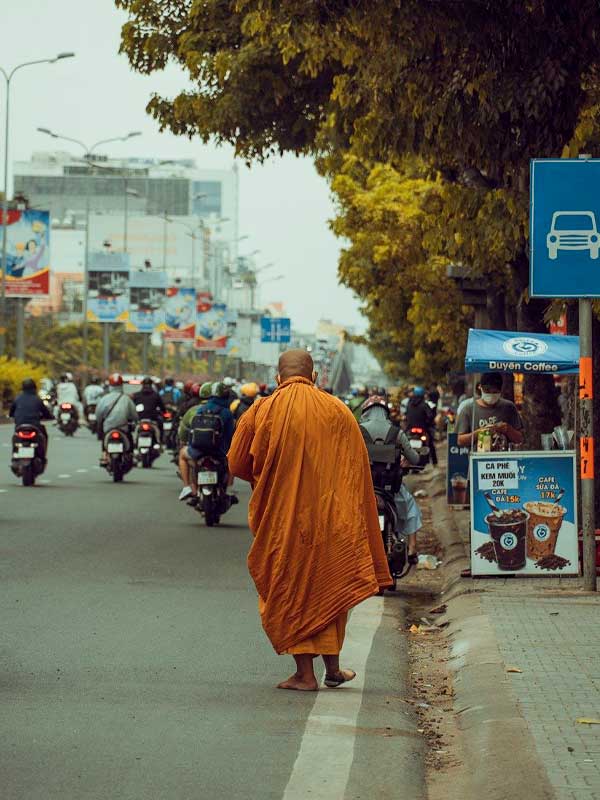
xmin=0 ymin=209 xmax=50 ymax=297
xmin=87 ymin=251 xmax=131 ymax=323
xmin=163 ymin=287 xmax=196 ymax=341
xmin=195 ymin=293 xmax=230 ymax=351
xmin=447 ymin=433 xmax=470 ymax=507
xmin=128 ymin=270 xmax=168 ymax=333
xmin=470 ymin=452 xmax=578 ymax=577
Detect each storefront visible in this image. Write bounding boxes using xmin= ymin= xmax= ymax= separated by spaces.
xmin=464 ymin=329 xmax=580 ymax=577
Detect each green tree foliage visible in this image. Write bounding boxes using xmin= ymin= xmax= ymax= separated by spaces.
xmin=0 ymin=356 xmax=44 ymax=410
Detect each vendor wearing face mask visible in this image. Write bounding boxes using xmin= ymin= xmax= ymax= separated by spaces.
xmin=456 ymin=371 xmax=524 ymax=451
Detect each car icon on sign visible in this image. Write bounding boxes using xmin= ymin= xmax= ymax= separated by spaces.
xmin=547 ymin=211 xmax=600 ymax=260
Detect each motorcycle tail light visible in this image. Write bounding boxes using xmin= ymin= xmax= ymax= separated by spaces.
xmin=141 ymin=423 xmax=152 ymax=431
xmin=61 ymin=403 xmax=72 ymax=410
xmin=164 ymin=411 xmax=172 ymax=419
xmin=201 ymin=457 xmax=215 ymax=469
xmin=412 ymin=427 xmax=424 ymax=434
xmin=110 ymin=431 xmax=121 ymax=440
xmin=17 ymin=430 xmax=37 ymax=439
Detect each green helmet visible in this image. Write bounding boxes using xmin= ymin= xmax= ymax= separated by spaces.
xmin=211 ymin=381 xmax=228 ymax=398
xmin=199 ymin=381 xmax=213 ymax=399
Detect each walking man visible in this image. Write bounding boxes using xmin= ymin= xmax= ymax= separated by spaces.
xmin=228 ymin=349 xmax=391 ymax=691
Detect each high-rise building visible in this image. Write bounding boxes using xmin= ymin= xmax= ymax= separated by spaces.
xmin=13 ymin=152 xmax=236 ymax=227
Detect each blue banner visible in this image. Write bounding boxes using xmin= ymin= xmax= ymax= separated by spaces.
xmin=470 ymin=452 xmax=578 ymax=576
xmin=447 ymin=433 xmax=470 ymax=507
xmin=465 ymin=328 xmax=579 ymax=374
xmin=87 ymin=251 xmax=130 ymax=323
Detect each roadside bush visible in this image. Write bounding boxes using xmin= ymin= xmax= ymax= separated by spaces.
xmin=0 ymin=356 xmax=45 ymax=413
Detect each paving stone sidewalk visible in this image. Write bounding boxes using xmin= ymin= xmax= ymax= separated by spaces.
xmin=479 ymin=591 xmax=600 ymax=800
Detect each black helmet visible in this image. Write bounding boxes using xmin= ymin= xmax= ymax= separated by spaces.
xmin=60 ymin=373 xmax=68 ymax=382
xmin=164 ymin=377 xmax=175 ymax=387
xmin=22 ymin=378 xmax=37 ymax=392
xmin=142 ymin=376 xmax=153 ymax=387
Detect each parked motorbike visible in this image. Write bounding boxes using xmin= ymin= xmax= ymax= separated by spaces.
xmin=191 ymin=453 xmax=236 ymax=526
xmin=375 ymin=487 xmax=409 ymax=592
xmin=85 ymin=403 xmax=98 ymax=434
xmin=103 ymin=427 xmax=135 ymax=482
xmin=57 ymin=403 xmax=79 ymax=436
xmin=11 ymin=425 xmax=47 ymax=486
xmin=135 ymin=418 xmax=161 ymax=468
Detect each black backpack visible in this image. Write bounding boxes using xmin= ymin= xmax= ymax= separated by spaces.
xmin=189 ymin=409 xmax=224 ymax=451
xmin=360 ymin=421 xmax=403 ymax=494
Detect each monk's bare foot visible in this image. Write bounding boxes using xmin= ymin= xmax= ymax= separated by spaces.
xmin=277 ymin=674 xmax=319 ymax=691
xmin=324 ymin=669 xmax=357 ymax=688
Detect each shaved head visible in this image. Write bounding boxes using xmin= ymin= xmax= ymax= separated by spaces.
xmin=277 ymin=349 xmax=315 ymax=382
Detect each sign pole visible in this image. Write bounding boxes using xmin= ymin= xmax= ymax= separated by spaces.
xmin=579 ymin=298 xmax=597 ymax=591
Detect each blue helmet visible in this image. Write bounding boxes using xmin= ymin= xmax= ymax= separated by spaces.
xmin=413 ymin=386 xmax=425 ymax=397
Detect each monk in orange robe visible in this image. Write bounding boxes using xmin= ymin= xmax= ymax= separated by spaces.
xmin=228 ymin=350 xmax=392 ymax=691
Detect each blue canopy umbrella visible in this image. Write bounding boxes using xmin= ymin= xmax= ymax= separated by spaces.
xmin=465 ymin=329 xmax=580 ymax=375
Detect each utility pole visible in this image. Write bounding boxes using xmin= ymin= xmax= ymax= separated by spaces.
xmin=579 ymin=297 xmax=597 ymax=591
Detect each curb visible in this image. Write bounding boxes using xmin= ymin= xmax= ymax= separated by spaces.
xmin=426 ymin=465 xmax=556 ymax=800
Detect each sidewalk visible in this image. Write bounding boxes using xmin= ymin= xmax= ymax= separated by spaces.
xmin=440 ymin=471 xmax=600 ymax=800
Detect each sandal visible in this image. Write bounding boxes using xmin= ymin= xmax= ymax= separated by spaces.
xmin=324 ymin=669 xmax=357 ymax=688
xmin=408 ymin=553 xmax=419 ymax=566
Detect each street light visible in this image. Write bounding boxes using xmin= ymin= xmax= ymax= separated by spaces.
xmin=0 ymin=52 xmax=75 ymax=358
xmin=36 ymin=127 xmax=141 ymax=373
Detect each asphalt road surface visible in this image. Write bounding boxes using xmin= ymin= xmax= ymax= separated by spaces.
xmin=1 ymin=422 xmax=426 ymax=800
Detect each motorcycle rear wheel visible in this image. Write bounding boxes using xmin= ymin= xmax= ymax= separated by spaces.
xmin=141 ymin=451 xmax=152 ymax=469
xmin=112 ymin=463 xmax=123 ymax=482
xmin=22 ymin=464 xmax=35 ymax=487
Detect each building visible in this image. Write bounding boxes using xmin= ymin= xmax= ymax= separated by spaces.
xmin=14 ymin=152 xmax=237 ymax=230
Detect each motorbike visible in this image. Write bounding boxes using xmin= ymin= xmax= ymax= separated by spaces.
xmin=57 ymin=402 xmax=79 ymax=436
xmin=85 ymin=403 xmax=98 ymax=434
xmin=406 ymin=426 xmax=430 ymax=473
xmin=161 ymin=406 xmax=179 ymax=453
xmin=135 ymin=418 xmax=162 ymax=468
xmin=375 ymin=487 xmax=409 ymax=592
xmin=103 ymin=427 xmax=135 ymax=482
xmin=191 ymin=453 xmax=236 ymax=526
xmin=10 ymin=425 xmax=47 ymax=486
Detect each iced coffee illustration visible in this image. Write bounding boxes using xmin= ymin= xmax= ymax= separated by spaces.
xmin=523 ymin=501 xmax=567 ymax=561
xmin=485 ymin=509 xmax=528 ymax=571
xmin=451 ymin=473 xmax=468 ymax=505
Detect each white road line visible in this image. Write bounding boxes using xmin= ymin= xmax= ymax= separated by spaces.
xmin=2 ymin=442 xmax=9 ymax=447
xmin=76 ymin=469 xmax=88 ymax=473
xmin=39 ymin=479 xmax=50 ymax=484
xmin=0 ymin=488 xmax=7 ymax=493
xmin=282 ymin=597 xmax=385 ymax=800
xmin=58 ymin=474 xmax=71 ymax=479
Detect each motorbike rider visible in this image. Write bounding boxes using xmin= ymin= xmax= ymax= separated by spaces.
xmin=405 ymin=385 xmax=437 ymax=467
xmin=83 ymin=375 xmax=105 ymax=408
xmin=359 ymin=395 xmax=423 ymax=565
xmin=9 ymin=378 xmax=53 ymax=461
xmin=348 ymin=386 xmax=368 ymax=420
xmin=132 ymin=377 xmax=166 ymax=433
xmin=178 ymin=382 xmax=202 ymax=415
xmin=177 ymin=381 xmax=235 ymax=502
xmin=55 ymin=372 xmax=83 ymax=419
xmin=230 ymin=382 xmax=259 ymax=421
xmin=95 ymin=373 xmax=138 ymax=464
xmin=160 ymin=376 xmax=182 ymax=407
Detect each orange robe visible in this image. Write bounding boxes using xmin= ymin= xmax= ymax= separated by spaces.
xmin=228 ymin=376 xmax=392 ymax=655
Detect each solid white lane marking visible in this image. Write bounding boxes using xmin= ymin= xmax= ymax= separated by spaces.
xmin=282 ymin=597 xmax=385 ymax=800
xmin=58 ymin=474 xmax=71 ymax=479
xmin=0 ymin=488 xmax=7 ymax=493
xmin=76 ymin=469 xmax=88 ymax=473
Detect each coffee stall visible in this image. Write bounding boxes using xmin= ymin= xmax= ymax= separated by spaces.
xmin=465 ymin=329 xmax=580 ymax=577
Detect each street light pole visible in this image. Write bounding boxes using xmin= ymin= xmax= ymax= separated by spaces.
xmin=36 ymin=128 xmax=141 ymax=375
xmin=0 ymin=52 xmax=75 ymax=358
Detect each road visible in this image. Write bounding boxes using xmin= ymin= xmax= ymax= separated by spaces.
xmin=0 ymin=423 xmax=426 ymax=800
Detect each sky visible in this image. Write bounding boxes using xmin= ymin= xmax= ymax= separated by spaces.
xmin=0 ymin=0 xmax=366 ymax=333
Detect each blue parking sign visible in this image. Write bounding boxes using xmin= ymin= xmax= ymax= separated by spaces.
xmin=531 ymin=158 xmax=600 ymax=297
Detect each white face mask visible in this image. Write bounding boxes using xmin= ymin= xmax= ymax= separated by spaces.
xmin=481 ymin=392 xmax=501 ymax=406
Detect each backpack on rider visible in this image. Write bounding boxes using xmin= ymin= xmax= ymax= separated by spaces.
xmin=189 ymin=409 xmax=224 ymax=453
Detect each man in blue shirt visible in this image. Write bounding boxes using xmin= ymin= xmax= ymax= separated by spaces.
xmin=178 ymin=381 xmax=235 ymax=501
xmin=10 ymin=378 xmax=53 ymax=460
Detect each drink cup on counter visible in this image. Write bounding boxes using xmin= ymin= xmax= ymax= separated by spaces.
xmin=523 ymin=501 xmax=567 ymax=560
xmin=450 ymin=474 xmax=468 ymax=505
xmin=485 ymin=509 xmax=528 ymax=571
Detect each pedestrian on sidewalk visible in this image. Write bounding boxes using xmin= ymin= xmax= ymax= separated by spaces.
xmin=456 ymin=371 xmax=523 ymax=451
xmin=228 ymin=349 xmax=392 ymax=691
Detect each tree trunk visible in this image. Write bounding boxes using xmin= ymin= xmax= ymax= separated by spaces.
xmin=517 ymin=294 xmax=562 ymax=450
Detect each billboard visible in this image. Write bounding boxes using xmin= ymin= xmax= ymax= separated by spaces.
xmin=163 ymin=286 xmax=196 ymax=341
xmin=128 ymin=270 xmax=168 ymax=333
xmin=1 ymin=209 xmax=50 ymax=297
xmin=195 ymin=293 xmax=231 ymax=351
xmin=87 ymin=251 xmax=130 ymax=323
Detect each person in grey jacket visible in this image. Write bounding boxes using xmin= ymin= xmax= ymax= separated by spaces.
xmin=359 ymin=396 xmax=423 ymax=565
xmin=95 ymin=373 xmax=138 ymax=463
